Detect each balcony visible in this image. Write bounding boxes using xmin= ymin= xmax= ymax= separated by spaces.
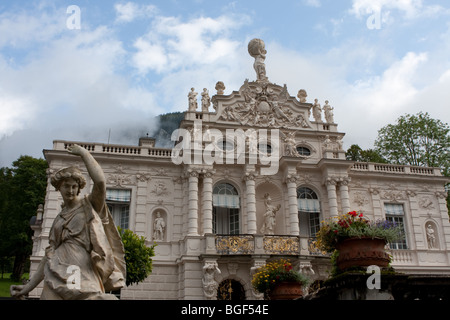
xmin=205 ymin=234 xmax=325 ymax=256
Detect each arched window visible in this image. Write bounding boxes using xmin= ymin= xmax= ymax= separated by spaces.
xmin=297 ymin=187 xmax=321 ymax=237
xmin=213 ymin=183 xmax=240 ymax=234
xmin=217 ymin=279 xmax=246 ymax=300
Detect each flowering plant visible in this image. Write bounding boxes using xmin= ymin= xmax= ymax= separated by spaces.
xmin=251 ymin=259 xmax=309 ymax=294
xmin=314 ymin=211 xmax=403 ymax=253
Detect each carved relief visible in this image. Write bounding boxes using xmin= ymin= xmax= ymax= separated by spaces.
xmin=320 ymin=135 xmax=343 ymax=151
xmin=380 ymin=190 xmax=407 ymax=202
xmin=419 ymin=196 xmax=435 ymax=210
xmin=353 ymin=191 xmax=370 ymax=208
xmin=107 ymin=164 xmax=133 ymax=187
xmin=218 ymin=80 xmax=311 ymax=129
xmin=202 ymin=261 xmax=221 ymax=300
xmin=151 ymin=180 xmax=169 ymax=197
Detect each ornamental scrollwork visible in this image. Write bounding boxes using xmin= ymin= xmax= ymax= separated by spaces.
xmin=215 ymin=235 xmax=255 ymax=254
xmin=263 ymin=236 xmax=300 ymax=255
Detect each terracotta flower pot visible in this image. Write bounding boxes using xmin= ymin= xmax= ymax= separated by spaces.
xmin=335 ymin=237 xmax=390 ymax=271
xmin=268 ymin=282 xmax=303 ymax=300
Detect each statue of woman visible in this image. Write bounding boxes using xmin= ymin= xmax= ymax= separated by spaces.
xmin=260 ymin=193 xmax=281 ymax=235
xmin=11 ymin=145 xmax=126 ymax=300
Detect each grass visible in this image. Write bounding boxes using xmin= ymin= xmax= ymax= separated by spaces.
xmin=0 ymin=273 xmax=29 ymax=298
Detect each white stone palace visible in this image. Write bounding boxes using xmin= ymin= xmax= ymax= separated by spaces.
xmin=29 ymin=39 xmax=450 ymax=300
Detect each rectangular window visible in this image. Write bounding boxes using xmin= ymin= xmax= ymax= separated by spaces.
xmin=384 ymin=203 xmax=408 ymax=250
xmin=213 ymin=207 xmax=240 ymax=235
xmin=106 ymin=189 xmax=131 ymax=230
xmin=298 ymin=199 xmax=321 ymax=237
xmin=309 ymin=212 xmax=321 ymax=237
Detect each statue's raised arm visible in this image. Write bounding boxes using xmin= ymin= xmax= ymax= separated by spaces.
xmin=67 ymin=144 xmax=106 ymax=215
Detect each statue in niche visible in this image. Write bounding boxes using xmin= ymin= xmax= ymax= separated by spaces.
xmin=153 ymin=211 xmax=166 ymax=241
xmin=323 ymin=100 xmax=334 ymax=123
xmin=426 ymin=223 xmax=436 ymax=249
xmin=312 ymin=99 xmax=322 ymax=122
xmin=248 ymin=38 xmax=268 ymax=82
xmin=188 ymin=87 xmax=198 ymax=111
xmin=11 ymin=144 xmax=125 ymax=300
xmin=260 ymin=193 xmax=281 ymax=235
xmin=201 ymin=88 xmax=211 ymax=112
xmin=202 ymin=261 xmax=221 ymax=300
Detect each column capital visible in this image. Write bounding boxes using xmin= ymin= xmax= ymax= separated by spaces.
xmin=243 ymin=171 xmax=257 ymax=181
xmin=325 ymin=176 xmax=338 ymax=186
xmin=338 ymin=176 xmax=351 ymax=186
xmin=202 ymin=168 xmax=216 ymax=178
xmin=186 ymin=168 xmax=200 ymax=178
xmin=285 ymin=173 xmax=299 ymax=185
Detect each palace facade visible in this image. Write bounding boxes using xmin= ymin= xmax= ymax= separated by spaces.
xmin=29 ymin=39 xmax=450 ymax=300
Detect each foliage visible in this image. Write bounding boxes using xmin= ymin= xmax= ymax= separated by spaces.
xmin=314 ymin=211 xmax=404 ymax=253
xmin=346 ymin=144 xmax=387 ymax=163
xmin=118 ymin=227 xmax=156 ymax=286
xmin=374 ymin=112 xmax=449 ymax=175
xmin=0 ymin=156 xmax=47 ymax=281
xmin=158 ymin=112 xmax=185 ymax=134
xmin=251 ymin=259 xmax=309 ymax=294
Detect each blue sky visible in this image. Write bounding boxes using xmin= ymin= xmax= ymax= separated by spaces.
xmin=0 ymin=0 xmax=449 ymax=166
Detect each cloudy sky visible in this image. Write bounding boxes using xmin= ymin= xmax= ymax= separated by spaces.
xmin=0 ymin=0 xmax=449 ymax=167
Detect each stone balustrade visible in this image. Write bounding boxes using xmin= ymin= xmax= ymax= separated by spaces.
xmin=53 ymin=140 xmax=173 ymax=158
xmin=351 ymin=162 xmax=442 ymax=176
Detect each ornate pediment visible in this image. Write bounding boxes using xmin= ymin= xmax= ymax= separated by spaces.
xmin=215 ymin=79 xmax=312 ymax=130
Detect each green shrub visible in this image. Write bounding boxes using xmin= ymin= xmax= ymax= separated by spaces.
xmin=118 ymin=227 xmax=156 ymax=286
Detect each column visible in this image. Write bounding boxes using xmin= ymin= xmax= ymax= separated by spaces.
xmin=339 ymin=177 xmax=351 ymax=214
xmin=188 ymin=169 xmax=199 ymax=236
xmin=202 ymin=170 xmax=214 ymax=234
xmin=326 ymin=177 xmax=338 ymax=217
xmin=244 ymin=171 xmax=257 ymax=234
xmin=286 ymin=174 xmax=300 ymax=236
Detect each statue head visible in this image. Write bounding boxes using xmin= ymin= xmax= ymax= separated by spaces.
xmin=51 ymin=166 xmax=86 ymax=195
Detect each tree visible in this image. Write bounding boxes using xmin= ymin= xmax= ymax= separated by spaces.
xmin=346 ymin=144 xmax=387 ymax=163
xmin=118 ymin=227 xmax=156 ymax=287
xmin=0 ymin=156 xmax=48 ymax=281
xmin=374 ymin=112 xmax=449 ymax=175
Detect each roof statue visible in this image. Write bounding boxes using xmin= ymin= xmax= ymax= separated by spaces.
xmin=248 ymin=38 xmax=268 ymax=82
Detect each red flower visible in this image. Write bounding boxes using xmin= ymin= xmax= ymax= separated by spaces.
xmin=348 ymin=211 xmax=357 ymax=217
xmin=359 ymin=213 xmax=363 ymax=217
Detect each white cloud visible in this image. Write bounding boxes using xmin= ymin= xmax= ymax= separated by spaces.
xmin=114 ymin=2 xmax=157 ymax=23
xmin=349 ymin=0 xmax=449 ymax=21
xmin=131 ymin=14 xmax=249 ymax=74
xmin=303 ymin=0 xmax=321 ymax=8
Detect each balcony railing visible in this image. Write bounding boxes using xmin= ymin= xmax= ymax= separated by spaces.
xmin=351 ymin=162 xmax=442 ymax=176
xmin=210 ymin=234 xmax=308 ymax=256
